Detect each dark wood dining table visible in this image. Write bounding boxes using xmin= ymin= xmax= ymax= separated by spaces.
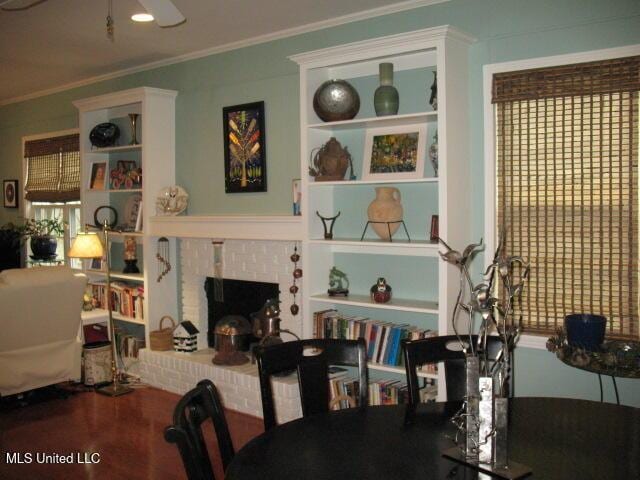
xmin=225 ymin=397 xmax=639 ymax=480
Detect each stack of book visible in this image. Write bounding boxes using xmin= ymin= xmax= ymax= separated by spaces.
xmin=328 ymin=369 xmax=437 ymax=408
xmin=368 ymin=379 xmax=409 ymax=405
xmin=329 ymin=368 xmax=360 ymax=410
xmin=314 ymin=309 xmax=438 ymax=372
xmin=89 ymin=281 xmax=144 ymax=321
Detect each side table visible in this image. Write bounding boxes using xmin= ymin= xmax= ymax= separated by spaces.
xmin=553 ymin=339 xmax=640 ymax=404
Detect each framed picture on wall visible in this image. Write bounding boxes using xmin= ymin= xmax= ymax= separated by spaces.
xmin=222 ymin=101 xmax=267 ymax=193
xmin=3 ymin=179 xmax=18 ymax=208
xmin=362 ymin=123 xmax=426 ymax=181
xmin=89 ymin=161 xmax=107 ymax=190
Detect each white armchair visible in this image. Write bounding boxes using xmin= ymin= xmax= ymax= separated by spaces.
xmin=0 ymin=266 xmax=87 ymax=396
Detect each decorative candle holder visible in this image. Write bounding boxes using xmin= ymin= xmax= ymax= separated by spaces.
xmin=128 ymin=113 xmax=139 ymax=145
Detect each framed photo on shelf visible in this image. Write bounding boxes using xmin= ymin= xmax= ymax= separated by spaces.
xmin=222 ymin=101 xmax=266 ymax=193
xmin=123 ymin=194 xmax=142 ymax=231
xmin=89 ymin=161 xmax=107 ymax=190
xmin=3 ymin=179 xmax=18 ymax=208
xmin=430 ymin=214 xmax=439 ymax=242
xmin=362 ymin=123 xmax=426 ymax=181
xmin=110 ymin=160 xmax=141 ymax=190
xmin=292 ymin=179 xmax=301 ymax=216
xmin=90 ymin=256 xmax=105 ymax=271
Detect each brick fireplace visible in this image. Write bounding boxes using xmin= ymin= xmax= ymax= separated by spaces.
xmin=139 ymin=236 xmax=304 ymax=422
xmin=180 ymin=238 xmax=303 ymax=346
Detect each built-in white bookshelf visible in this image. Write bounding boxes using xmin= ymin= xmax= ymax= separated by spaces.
xmin=291 ymin=26 xmax=474 ymax=401
xmin=74 ymin=87 xmax=179 ymax=347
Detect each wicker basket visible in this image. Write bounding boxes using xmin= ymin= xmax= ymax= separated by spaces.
xmin=149 ymin=315 xmax=176 ymax=351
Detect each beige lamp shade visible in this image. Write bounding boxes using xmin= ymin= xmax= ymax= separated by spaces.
xmin=68 ymin=231 xmax=104 ymax=259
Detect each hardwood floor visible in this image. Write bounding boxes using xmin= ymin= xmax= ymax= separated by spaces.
xmin=0 ymin=385 xmax=264 ymax=480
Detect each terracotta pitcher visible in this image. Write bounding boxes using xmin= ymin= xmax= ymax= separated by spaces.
xmin=367 ymin=187 xmax=403 ymax=240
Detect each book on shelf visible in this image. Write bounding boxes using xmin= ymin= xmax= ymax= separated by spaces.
xmin=314 ymin=309 xmax=437 ymax=372
xmin=419 ymin=383 xmax=438 ymax=403
xmin=89 ymin=280 xmax=144 ymax=321
xmin=367 ymin=379 xmax=413 ymax=406
xmin=327 ymin=376 xmax=437 ymax=409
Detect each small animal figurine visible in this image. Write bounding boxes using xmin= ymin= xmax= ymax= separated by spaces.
xmin=328 ymin=266 xmax=349 ymax=297
xmin=370 ymin=277 xmax=392 ymax=303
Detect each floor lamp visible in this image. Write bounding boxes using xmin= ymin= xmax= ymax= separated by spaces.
xmin=69 ymin=224 xmax=133 ymax=397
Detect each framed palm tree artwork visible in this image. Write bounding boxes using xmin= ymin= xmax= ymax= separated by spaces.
xmin=223 ymin=101 xmax=267 ymax=193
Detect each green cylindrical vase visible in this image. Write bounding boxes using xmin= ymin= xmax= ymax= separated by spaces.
xmin=374 ymin=63 xmax=399 ymax=116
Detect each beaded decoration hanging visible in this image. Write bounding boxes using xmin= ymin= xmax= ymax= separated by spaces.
xmin=290 ymin=244 xmax=302 ymax=315
xmin=156 ymin=237 xmax=171 ymax=282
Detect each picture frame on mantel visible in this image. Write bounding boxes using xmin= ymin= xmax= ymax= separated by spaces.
xmin=362 ymin=123 xmax=426 ymax=181
xmin=223 ymin=101 xmax=267 ymax=193
xmin=3 ymin=179 xmax=18 ymax=208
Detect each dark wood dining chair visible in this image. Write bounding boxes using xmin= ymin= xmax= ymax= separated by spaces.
xmin=164 ymin=379 xmax=235 ymax=480
xmin=256 ymin=338 xmax=369 ymax=431
xmin=403 ymin=334 xmax=509 ymax=406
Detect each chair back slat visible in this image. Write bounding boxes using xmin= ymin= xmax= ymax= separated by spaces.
xmin=164 ymin=379 xmax=235 ymax=480
xmin=402 ymin=335 xmax=510 ymax=405
xmin=256 ymin=338 xmax=369 ymax=430
xmin=297 ymin=356 xmax=331 ymax=417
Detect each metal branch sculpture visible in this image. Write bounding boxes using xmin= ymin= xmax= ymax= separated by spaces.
xmin=439 ymin=229 xmax=529 ymax=468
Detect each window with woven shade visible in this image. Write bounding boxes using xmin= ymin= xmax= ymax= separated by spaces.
xmin=492 ymin=56 xmax=639 ymax=339
xmin=24 ymin=133 xmax=80 ymax=202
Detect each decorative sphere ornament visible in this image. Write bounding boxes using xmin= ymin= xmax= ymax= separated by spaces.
xmin=289 ymin=285 xmax=299 ymax=294
xmin=290 ymin=304 xmax=300 ymax=315
xmin=313 ymin=79 xmax=360 ymax=122
xmin=293 ymin=268 xmax=303 ymax=279
xmin=290 ymin=253 xmax=300 ymax=262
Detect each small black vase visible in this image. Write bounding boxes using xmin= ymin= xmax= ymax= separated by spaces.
xmin=30 ymin=235 xmax=58 ymax=260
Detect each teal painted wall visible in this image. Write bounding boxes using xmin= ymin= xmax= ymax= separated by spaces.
xmin=1 ymin=0 xmax=639 ymax=405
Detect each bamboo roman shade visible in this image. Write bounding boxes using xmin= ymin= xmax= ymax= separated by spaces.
xmin=24 ymin=133 xmax=80 ymax=202
xmin=493 ymin=56 xmax=639 ymax=338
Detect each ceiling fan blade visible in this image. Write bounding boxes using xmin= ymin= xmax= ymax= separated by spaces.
xmin=0 ymin=0 xmax=47 ymax=11
xmin=138 ymin=0 xmax=185 ymax=27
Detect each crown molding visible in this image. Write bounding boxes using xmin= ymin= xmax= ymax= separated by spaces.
xmin=72 ymin=87 xmax=177 ymax=112
xmin=289 ymin=25 xmax=475 ymax=68
xmin=0 ymin=0 xmax=450 ymax=107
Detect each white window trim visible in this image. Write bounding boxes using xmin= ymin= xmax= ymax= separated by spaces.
xmin=21 ymin=128 xmax=79 ymax=220
xmin=482 ymin=44 xmax=640 ymax=350
xmin=30 ymin=202 xmax=81 ymax=267
xmin=21 ymin=128 xmax=80 ymax=267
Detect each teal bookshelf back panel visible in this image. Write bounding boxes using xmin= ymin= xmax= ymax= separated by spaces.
xmin=346 ymin=67 xmax=436 ymax=118
xmin=333 ymin=252 xmax=438 ymax=301
xmin=330 ymin=182 xmax=438 ymax=240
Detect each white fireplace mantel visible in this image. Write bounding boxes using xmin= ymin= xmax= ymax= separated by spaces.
xmin=148 ymin=215 xmax=303 ymax=240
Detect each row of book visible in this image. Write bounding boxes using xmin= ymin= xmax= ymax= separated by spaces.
xmin=314 ymin=309 xmax=438 ymax=373
xmin=89 ymin=281 xmax=144 ymax=321
xmin=370 ymin=379 xmax=438 ymax=406
xmin=329 ymin=372 xmax=437 ymax=409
